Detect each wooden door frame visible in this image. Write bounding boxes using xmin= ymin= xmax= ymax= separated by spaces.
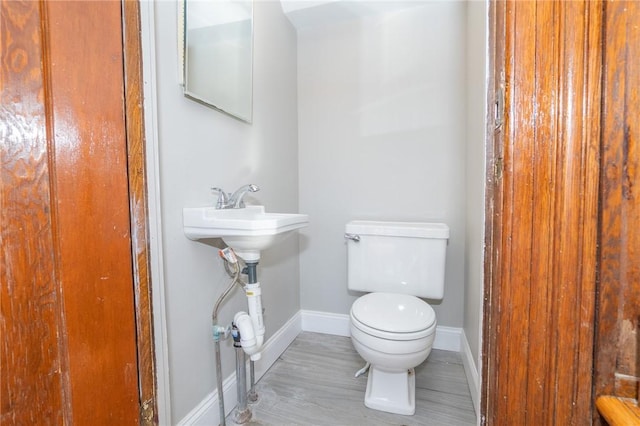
xmin=480 ymin=0 xmax=505 ymax=420
xmin=593 ymin=0 xmax=640 ymax=417
xmin=122 ymin=0 xmax=158 ymax=424
xmin=481 ymin=1 xmax=604 ymax=423
xmin=1 ymin=0 xmax=157 ymax=422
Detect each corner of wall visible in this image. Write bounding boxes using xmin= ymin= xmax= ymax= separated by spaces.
xmin=461 ymin=329 xmax=481 ymax=418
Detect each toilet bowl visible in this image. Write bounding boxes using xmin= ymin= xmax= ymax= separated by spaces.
xmin=345 ymin=220 xmax=448 ymax=415
xmin=349 ymin=292 xmax=436 ymax=415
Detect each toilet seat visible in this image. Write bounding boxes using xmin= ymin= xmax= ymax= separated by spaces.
xmin=350 ymin=293 xmax=436 ymax=341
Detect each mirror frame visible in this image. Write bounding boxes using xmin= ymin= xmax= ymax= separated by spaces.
xmin=178 ymin=0 xmax=254 ymax=123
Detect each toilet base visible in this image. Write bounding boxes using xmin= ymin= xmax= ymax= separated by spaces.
xmin=364 ymin=366 xmax=415 ymax=416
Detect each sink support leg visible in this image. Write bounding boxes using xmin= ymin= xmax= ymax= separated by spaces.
xmin=232 ymin=261 xmax=260 ymax=423
xmin=232 ymin=345 xmax=251 ymax=424
xmin=248 ymin=361 xmax=258 ymax=403
xmin=243 ymin=262 xmax=260 ymax=403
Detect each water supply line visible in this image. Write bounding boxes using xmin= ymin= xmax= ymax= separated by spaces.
xmin=212 ymin=248 xmax=244 ymax=426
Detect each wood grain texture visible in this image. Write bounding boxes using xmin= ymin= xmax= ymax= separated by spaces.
xmin=1 ymin=1 xmax=69 ymax=422
xmin=483 ymin=1 xmax=603 ymax=424
xmin=230 ymin=332 xmax=476 ymax=426
xmin=122 ymin=0 xmax=158 ymax=423
xmin=481 ymin=1 xmax=505 ymax=420
xmin=594 ymin=0 xmax=640 ymax=412
xmin=44 ymin=0 xmax=140 ymax=423
xmin=4 ymin=0 xmax=155 ymax=423
xmin=596 ymin=396 xmax=640 ymax=426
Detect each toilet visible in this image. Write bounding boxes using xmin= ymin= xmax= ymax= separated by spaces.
xmin=345 ymin=220 xmax=449 ymax=416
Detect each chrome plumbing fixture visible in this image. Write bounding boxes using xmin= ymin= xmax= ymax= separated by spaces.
xmin=354 ymin=362 xmax=371 ymax=378
xmin=211 ymin=184 xmax=260 ymax=209
xmin=212 ymin=247 xmax=266 ymax=425
xmin=231 ymin=325 xmax=252 ymax=424
xmin=211 ymin=247 xmax=246 ymax=426
xmin=234 ymin=261 xmax=264 ymax=407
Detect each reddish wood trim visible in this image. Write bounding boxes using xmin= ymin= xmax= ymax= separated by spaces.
xmin=482 ymin=1 xmax=603 ymax=423
xmin=596 ymin=396 xmax=640 ymax=426
xmin=2 ymin=0 xmax=155 ymax=423
xmin=594 ymin=0 xmax=640 ymax=415
xmin=122 ymin=0 xmax=158 ymax=423
xmin=481 ymin=0 xmax=505 ymax=422
xmin=45 ymin=1 xmax=140 ymax=422
xmin=0 ymin=1 xmax=69 ymax=421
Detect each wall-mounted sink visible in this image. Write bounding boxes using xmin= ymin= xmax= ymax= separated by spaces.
xmin=183 ymin=205 xmax=309 ymax=261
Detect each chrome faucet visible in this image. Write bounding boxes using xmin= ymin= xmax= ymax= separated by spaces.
xmin=229 ymin=184 xmax=259 ymax=208
xmin=211 ymin=184 xmax=260 ymax=209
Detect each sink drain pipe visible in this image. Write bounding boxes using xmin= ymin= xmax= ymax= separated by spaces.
xmin=232 ymin=261 xmax=264 ymax=417
xmin=243 ymin=262 xmax=262 ymax=402
xmin=212 ymin=249 xmax=244 ymax=426
xmin=213 ymin=252 xmax=265 ymax=425
xmin=244 ymin=262 xmax=259 ymax=401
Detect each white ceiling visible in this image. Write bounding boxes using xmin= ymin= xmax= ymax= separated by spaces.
xmin=280 ymin=0 xmax=430 ymax=29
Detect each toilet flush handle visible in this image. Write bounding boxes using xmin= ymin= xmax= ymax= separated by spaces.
xmin=344 ymin=233 xmax=360 ymax=242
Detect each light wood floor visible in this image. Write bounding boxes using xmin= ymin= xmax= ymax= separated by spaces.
xmin=228 ymin=332 xmax=477 ymax=425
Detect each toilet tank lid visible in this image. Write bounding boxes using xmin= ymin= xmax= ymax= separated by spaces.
xmin=346 ymin=220 xmax=449 ymax=239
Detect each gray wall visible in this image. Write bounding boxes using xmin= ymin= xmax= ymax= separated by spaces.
xmin=297 ymin=2 xmax=468 ymax=327
xmin=152 ymin=2 xmax=299 ymax=422
xmin=147 ymin=0 xmax=487 ymax=421
xmin=464 ymin=0 xmax=487 ymax=374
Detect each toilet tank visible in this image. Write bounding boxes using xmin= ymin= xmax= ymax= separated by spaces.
xmin=346 ymin=220 xmax=449 ymax=299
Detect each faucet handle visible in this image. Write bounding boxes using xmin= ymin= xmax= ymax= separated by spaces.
xmin=211 ymin=187 xmax=229 ymax=209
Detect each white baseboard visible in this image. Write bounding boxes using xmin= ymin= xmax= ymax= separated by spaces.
xmin=300 ymin=309 xmax=350 ymax=336
xmin=301 ymin=310 xmax=462 ymax=352
xmin=434 ymin=325 xmax=462 ymax=352
xmin=177 ymin=312 xmax=302 ymax=425
xmin=253 ymin=312 xmax=302 ymax=380
xmin=179 ymin=310 xmax=468 ymax=425
xmin=460 ymin=329 xmax=480 ymax=417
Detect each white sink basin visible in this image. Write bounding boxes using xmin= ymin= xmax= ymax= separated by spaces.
xmin=183 ymin=205 xmax=309 ymax=261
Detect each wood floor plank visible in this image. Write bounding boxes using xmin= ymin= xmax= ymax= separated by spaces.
xmin=229 ymin=332 xmax=476 ymax=425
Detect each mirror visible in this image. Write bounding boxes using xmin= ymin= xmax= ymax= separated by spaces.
xmin=181 ymin=0 xmax=253 ymax=122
